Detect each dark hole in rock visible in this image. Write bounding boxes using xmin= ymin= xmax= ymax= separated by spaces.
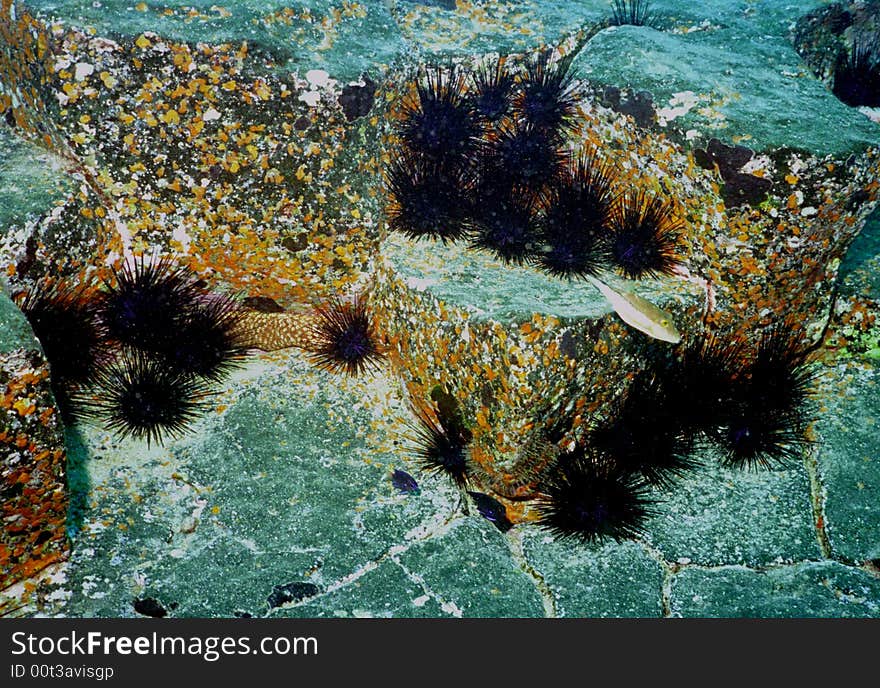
xmin=133 ymin=597 xmax=167 ymax=618
xmin=267 ymin=582 xmax=321 ymax=609
xmin=339 ymin=77 xmax=377 ymax=122
xmin=241 ymin=296 xmax=286 ymax=313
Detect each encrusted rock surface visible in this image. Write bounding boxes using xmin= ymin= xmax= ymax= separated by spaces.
xmin=1 ymin=0 xmax=879 ymax=617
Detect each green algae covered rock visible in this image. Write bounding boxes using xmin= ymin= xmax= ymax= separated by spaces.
xmin=24 ymin=0 xmax=407 ymax=81
xmin=0 ymin=123 xmax=71 ymax=230
xmin=574 ymin=23 xmax=879 ymax=155
xmin=670 ymin=561 xmax=880 ymax=618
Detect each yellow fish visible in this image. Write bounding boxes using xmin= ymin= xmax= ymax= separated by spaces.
xmin=586 ymin=275 xmax=681 ymax=344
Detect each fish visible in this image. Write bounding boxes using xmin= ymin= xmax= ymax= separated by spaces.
xmin=586 ymin=275 xmax=681 ymax=344
xmin=391 ymin=469 xmax=420 ymax=494
xmin=467 ymin=491 xmax=513 ymax=532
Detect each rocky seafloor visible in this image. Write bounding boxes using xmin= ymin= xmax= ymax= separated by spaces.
xmin=1 ymin=0 xmax=880 ymax=618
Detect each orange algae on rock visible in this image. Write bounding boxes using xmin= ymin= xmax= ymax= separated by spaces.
xmin=1 ymin=5 xmax=382 ymax=307
xmin=0 ymin=349 xmax=68 ymax=612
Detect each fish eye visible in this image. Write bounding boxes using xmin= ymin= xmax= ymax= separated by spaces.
xmin=660 ymin=319 xmax=669 ymax=327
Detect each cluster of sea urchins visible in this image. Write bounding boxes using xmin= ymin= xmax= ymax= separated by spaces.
xmin=386 ymin=51 xmax=684 ymax=283
xmin=16 ymin=256 xmax=249 ymax=446
xmin=533 ymin=325 xmax=820 ymax=544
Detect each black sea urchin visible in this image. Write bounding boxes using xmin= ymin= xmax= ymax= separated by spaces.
xmin=608 ymin=190 xmax=683 ymax=280
xmin=650 ymin=334 xmax=744 ymax=437
xmin=86 ymin=353 xmax=211 ymax=446
xmin=587 ymin=370 xmax=698 ymax=488
xmin=717 ymin=325 xmax=818 ymax=470
xmin=832 ymin=37 xmax=880 ymax=108
xmin=517 ymin=49 xmax=579 ymax=137
xmin=469 ymin=58 xmax=515 ymax=123
xmin=717 ymin=405 xmax=812 ymax=470
xmin=535 ymin=155 xmax=616 ymax=279
xmin=610 ymin=0 xmax=654 ymax=27
xmin=485 ymin=121 xmax=567 ymax=192
xmin=16 ymin=280 xmax=107 ymax=419
xmin=408 ymin=389 xmax=472 ymax=488
xmin=535 ymin=447 xmax=654 ymax=544
xmin=97 ymin=255 xmax=203 ymax=355
xmin=303 ymin=295 xmax=385 ymax=377
xmin=399 ymin=66 xmax=480 ymax=161
xmin=386 ymin=151 xmax=474 ymax=243
xmin=467 ymin=178 xmax=539 ymax=263
xmin=160 ymin=294 xmax=248 ymax=382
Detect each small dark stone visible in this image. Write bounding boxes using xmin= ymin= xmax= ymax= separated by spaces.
xmin=721 ymin=171 xmax=773 ymax=208
xmin=602 ymin=85 xmax=622 ymax=109
xmin=338 ymin=77 xmax=377 ymax=122
xmin=480 ymin=383 xmax=495 ymax=408
xmin=707 ymin=138 xmax=754 ymax=172
xmin=558 ymin=330 xmax=579 ymax=360
xmin=15 ymin=235 xmax=37 ymax=279
xmin=0 ymin=481 xmax=24 ymax=499
xmin=293 ymin=116 xmax=311 ymax=131
xmin=33 ymin=529 xmax=53 ymax=546
xmin=617 ymin=90 xmax=656 ymax=128
xmin=281 ymin=233 xmax=309 ymax=253
xmin=823 ymin=5 xmax=854 ymax=34
xmin=4 ymin=108 xmax=15 ymax=128
xmin=694 ymin=138 xmax=769 ymax=208
xmin=601 ymin=87 xmax=656 ymax=128
xmin=266 ymin=582 xmax=320 ymax=609
xmin=233 ymin=610 xmax=253 ymax=618
xmin=133 ymin=597 xmax=167 ymax=618
xmin=846 ymin=187 xmax=870 ymax=211
xmin=241 ymin=296 xmax=286 ymax=313
xmin=693 ymin=147 xmax=715 ymax=170
xmin=208 ymin=164 xmax=224 ymax=180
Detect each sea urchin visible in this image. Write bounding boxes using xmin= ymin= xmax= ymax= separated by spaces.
xmin=159 ymin=294 xmax=249 ymax=382
xmin=96 ymin=255 xmax=203 ymax=355
xmin=408 ymin=389 xmax=473 ymax=488
xmin=385 ymin=151 xmax=475 ymax=243
xmin=398 ymin=65 xmax=480 ymax=161
xmin=535 ymin=155 xmax=616 ymax=279
xmin=16 ymin=279 xmax=107 ymax=419
xmin=717 ymin=325 xmax=819 ymax=470
xmin=469 ymin=57 xmax=515 ymax=123
xmin=535 ymin=447 xmax=654 ymax=544
xmin=517 ymin=49 xmax=579 ymax=137
xmin=608 ymin=190 xmax=683 ymax=281
xmin=832 ymin=37 xmax=880 ymax=108
xmin=86 ymin=352 xmax=212 ymax=447
xmin=587 ymin=370 xmax=699 ymax=488
xmin=302 ymin=295 xmax=385 ymax=377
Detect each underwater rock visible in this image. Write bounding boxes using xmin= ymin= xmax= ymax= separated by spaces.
xmin=0 ymin=0 xmax=879 ymax=616
xmin=0 ymin=4 xmax=386 ymax=307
